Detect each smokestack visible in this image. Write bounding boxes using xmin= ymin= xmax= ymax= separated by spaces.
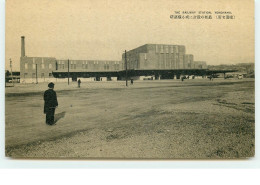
xmin=21 ymin=36 xmax=25 ymax=57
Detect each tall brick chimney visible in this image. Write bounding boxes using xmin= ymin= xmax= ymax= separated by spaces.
xmin=21 ymin=36 xmax=25 ymax=57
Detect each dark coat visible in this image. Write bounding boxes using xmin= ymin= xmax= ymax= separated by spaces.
xmin=44 ymin=89 xmax=58 ymax=113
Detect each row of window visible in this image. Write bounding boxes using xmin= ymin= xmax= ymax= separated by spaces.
xmin=25 ymin=62 xmax=121 ymax=70
xmin=155 ymin=45 xmax=180 ymax=54
xmin=24 ymin=63 xmax=52 ymax=70
xmin=58 ymin=63 xmax=120 ymax=70
xmin=158 ymin=53 xmax=180 ymax=60
xmin=24 ymin=73 xmax=53 ymax=78
xmin=57 ymin=61 xmax=120 ymax=64
xmin=32 ymin=58 xmax=45 ymax=64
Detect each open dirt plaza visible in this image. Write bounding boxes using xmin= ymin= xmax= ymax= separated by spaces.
xmin=5 ymin=78 xmax=255 ymax=159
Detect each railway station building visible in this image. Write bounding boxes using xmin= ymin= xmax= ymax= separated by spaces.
xmin=19 ymin=36 xmax=210 ymax=83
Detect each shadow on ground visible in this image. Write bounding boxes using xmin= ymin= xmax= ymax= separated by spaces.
xmin=54 ymin=111 xmax=66 ymax=124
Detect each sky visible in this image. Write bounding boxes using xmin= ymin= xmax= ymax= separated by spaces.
xmin=5 ymin=0 xmax=254 ymax=71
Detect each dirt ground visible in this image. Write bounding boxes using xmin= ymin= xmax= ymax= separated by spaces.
xmin=5 ymin=78 xmax=255 ymax=159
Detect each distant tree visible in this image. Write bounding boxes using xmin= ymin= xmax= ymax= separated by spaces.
xmin=5 ymin=70 xmax=11 ymax=83
xmin=5 ymin=70 xmax=10 ymax=77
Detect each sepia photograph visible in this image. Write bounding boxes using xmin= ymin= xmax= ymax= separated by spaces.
xmin=5 ymin=0 xmax=255 ymax=159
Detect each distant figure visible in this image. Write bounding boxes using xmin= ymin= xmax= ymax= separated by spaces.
xmin=131 ymin=79 xmax=134 ymax=85
xmin=181 ymin=77 xmax=184 ymax=81
xmin=78 ymin=79 xmax=81 ymax=88
xmin=44 ymin=82 xmax=58 ymax=125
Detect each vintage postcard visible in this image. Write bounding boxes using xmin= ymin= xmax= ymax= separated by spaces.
xmin=5 ymin=0 xmax=254 ymax=159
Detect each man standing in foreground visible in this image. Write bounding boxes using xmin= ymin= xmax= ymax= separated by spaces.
xmin=44 ymin=82 xmax=58 ymax=125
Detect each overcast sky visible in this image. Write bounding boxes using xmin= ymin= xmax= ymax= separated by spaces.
xmin=5 ymin=0 xmax=254 ymax=71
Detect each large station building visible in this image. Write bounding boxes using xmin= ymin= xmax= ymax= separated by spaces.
xmin=122 ymin=44 xmax=207 ymax=70
xmin=20 ymin=36 xmax=210 ymax=83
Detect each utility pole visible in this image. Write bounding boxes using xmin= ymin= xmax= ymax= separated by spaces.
xmin=9 ymin=58 xmax=14 ymax=87
xmin=125 ymin=50 xmax=128 ymax=87
xmin=56 ymin=61 xmax=58 ymax=70
xmin=68 ymin=59 xmax=70 ymax=85
xmin=36 ymin=64 xmax=38 ymax=84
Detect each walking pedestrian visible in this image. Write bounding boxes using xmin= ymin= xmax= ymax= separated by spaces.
xmin=78 ymin=79 xmax=81 ymax=88
xmin=44 ymin=82 xmax=58 ymax=125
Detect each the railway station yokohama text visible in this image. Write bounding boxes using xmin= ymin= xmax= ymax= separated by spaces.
xmin=170 ymin=11 xmax=235 ymax=20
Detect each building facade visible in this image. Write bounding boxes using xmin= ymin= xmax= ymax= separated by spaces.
xmin=193 ymin=61 xmax=207 ymax=69
xmin=184 ymin=54 xmax=194 ymax=69
xmin=20 ymin=56 xmax=57 ymax=83
xmin=56 ymin=59 xmax=122 ymax=72
xmin=122 ymin=44 xmax=207 ymax=71
xmin=19 ymin=37 xmax=208 ymax=83
xmin=20 ymin=37 xmax=121 ymax=83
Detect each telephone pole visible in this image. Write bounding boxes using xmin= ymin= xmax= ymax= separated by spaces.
xmin=68 ymin=59 xmax=70 ymax=85
xmin=125 ymin=50 xmax=128 ymax=87
xmin=36 ymin=64 xmax=38 ymax=84
xmin=9 ymin=58 xmax=14 ymax=87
